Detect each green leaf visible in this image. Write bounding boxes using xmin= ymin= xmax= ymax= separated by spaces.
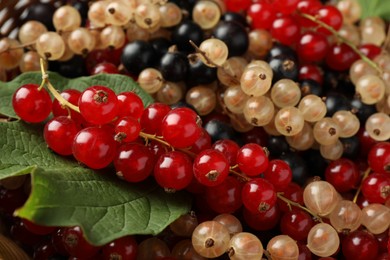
xmin=0 ymin=72 xmax=154 ymax=118
xmin=0 ymin=121 xmax=191 ymax=245
xmin=357 ymin=0 xmax=390 ymax=20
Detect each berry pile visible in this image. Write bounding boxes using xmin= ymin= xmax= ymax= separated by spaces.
xmin=0 ymin=0 xmax=390 ymax=259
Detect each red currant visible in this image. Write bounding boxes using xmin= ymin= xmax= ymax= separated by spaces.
xmin=72 ymin=126 xmax=117 ymax=169
xmin=316 ymin=5 xmax=343 ymax=35
xmin=114 ymin=143 xmax=155 ymax=182
xmin=272 ymin=0 xmax=300 ymax=15
xmin=161 ymin=107 xmax=202 ymax=148
xmin=0 ymin=186 xmax=28 ymax=215
xmin=325 ymin=158 xmax=360 ymax=193
xmin=280 ymin=209 xmax=314 ymax=241
xmin=193 ymin=149 xmax=229 ymax=187
xmin=242 ymin=178 xmax=276 ymax=213
xmin=243 ymin=204 xmax=281 ymax=231
xmin=44 ymin=116 xmax=80 ymax=156
xmin=237 ymin=143 xmax=269 ymax=177
xmin=247 ymin=2 xmax=276 ymax=30
xmin=117 ymin=91 xmax=144 ymax=119
xmin=263 ymin=159 xmax=292 ymax=192
xmin=299 ymin=64 xmax=324 ymax=85
xmin=189 ymin=128 xmax=212 ymax=154
xmin=12 ymin=83 xmax=52 ymax=123
xmin=140 ymin=103 xmax=171 ymax=135
xmin=102 ymin=235 xmax=138 ymax=260
xmin=205 ymin=176 xmax=243 ymax=214
xmin=296 ymin=0 xmax=322 ymax=27
xmin=52 ymin=89 xmax=85 ymax=126
xmin=91 ymin=62 xmax=119 ymax=75
xmin=212 ymin=139 xmax=240 ymax=166
xmin=224 ymin=0 xmax=252 ymax=12
xmin=342 ymin=230 xmax=379 ymax=260
xmin=358 ymin=44 xmax=382 ymax=59
xmin=154 ymin=151 xmax=193 ymax=191
xmin=368 ymin=142 xmax=390 ymax=175
xmin=361 ymin=173 xmax=390 ymax=204
xmin=21 ymin=219 xmax=56 ymax=235
xmin=277 ymin=182 xmax=304 ymax=213
xmin=296 ymin=32 xmax=329 ymax=62
xmin=114 ymin=116 xmax=141 ymax=143
xmin=326 ymin=43 xmax=359 ymax=71
xmin=61 ymin=226 xmax=100 ymax=258
xmin=271 ymin=15 xmax=301 ymax=45
xmin=79 ymin=85 xmax=119 ymax=125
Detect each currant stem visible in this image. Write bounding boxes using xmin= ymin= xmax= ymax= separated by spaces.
xmin=352 ymin=167 xmax=371 ymax=203
xmin=229 ymin=167 xmax=251 ymax=182
xmin=139 ymin=132 xmax=175 ymax=150
xmin=277 ymin=192 xmax=323 ymax=222
xmin=298 ymin=12 xmax=383 ymax=74
xmin=0 ymin=41 xmax=35 ymax=55
xmin=39 ymin=58 xmax=80 ymax=113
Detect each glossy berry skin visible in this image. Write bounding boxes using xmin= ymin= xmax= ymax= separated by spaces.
xmin=277 ymin=182 xmax=304 ymax=213
xmin=154 ymin=151 xmax=193 ymax=191
xmin=212 ymin=21 xmax=249 ymax=57
xmin=193 ymin=149 xmax=229 ymax=187
xmin=242 ymin=178 xmax=276 ymax=213
xmin=61 ymin=226 xmax=100 ymax=258
xmin=325 ymin=158 xmax=360 ymax=193
xmin=342 ymin=230 xmax=379 ymax=260
xmin=189 ymin=128 xmax=212 ymax=154
xmin=326 ymin=43 xmax=359 ymax=71
xmin=171 ymin=20 xmax=204 ymax=53
xmin=114 ymin=143 xmax=155 ymax=183
xmin=205 ymin=176 xmax=243 ymax=214
xmin=361 ymin=173 xmax=390 ymax=204
xmin=368 ymin=142 xmax=390 ymax=175
xmin=91 ymin=62 xmax=119 ymax=75
xmin=72 ymin=126 xmax=117 ymax=169
xmin=12 ymin=83 xmax=52 ymax=123
xmin=212 ymin=139 xmax=240 ymax=166
xmin=273 ymin=0 xmax=300 ymax=14
xmin=224 ymin=0 xmax=251 ymax=12
xmin=243 ymin=204 xmax=280 ymax=231
xmin=237 ymin=143 xmax=269 ymax=176
xmin=297 ymin=32 xmax=329 ymax=62
xmin=247 ymin=2 xmax=276 ymax=30
xmin=117 ymin=91 xmax=144 ymax=119
xmin=271 ymin=15 xmax=300 ymax=46
xmin=263 ymin=159 xmax=292 ymax=192
xmin=296 ymin=0 xmax=322 ymax=27
xmin=159 ymin=52 xmax=189 ymax=82
xmin=161 ymin=107 xmax=202 ymax=148
xmin=44 ymin=116 xmax=80 ymax=155
xmin=299 ymin=64 xmax=323 ymax=85
xmin=52 ymin=89 xmax=85 ymax=126
xmin=280 ymin=209 xmax=314 ymax=241
xmin=114 ymin=116 xmax=141 ymax=143
xmin=102 ymin=235 xmax=138 ymax=260
xmin=79 ymin=85 xmax=119 ymax=125
xmin=21 ymin=219 xmax=56 ymax=235
xmin=140 ymin=103 xmax=171 ymax=135
xmin=121 ymin=40 xmax=156 ymax=75
xmin=358 ymin=44 xmax=382 ymax=59
xmin=316 ymin=5 xmax=343 ymax=35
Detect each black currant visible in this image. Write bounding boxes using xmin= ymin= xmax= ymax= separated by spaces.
xmin=121 ymin=40 xmax=156 ymax=75
xmin=186 ymin=58 xmax=217 ymax=86
xmin=299 ymin=79 xmax=323 ymax=97
xmin=268 ymin=56 xmax=299 ymax=82
xmin=221 ymin=12 xmax=248 ymax=27
xmin=159 ymin=52 xmax=189 ymax=82
xmin=325 ymin=92 xmax=352 ymax=116
xmin=171 ymin=21 xmax=204 ymax=53
xmin=212 ymin=21 xmax=249 ymax=57
xmin=267 ymin=136 xmax=289 ymax=157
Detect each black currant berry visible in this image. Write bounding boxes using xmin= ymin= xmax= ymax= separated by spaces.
xmin=121 ymin=40 xmax=156 ymax=75
xmin=268 ymin=56 xmax=299 ymax=82
xmin=24 ymin=3 xmax=56 ymax=31
xmin=351 ymin=97 xmax=377 ymax=123
xmin=212 ymin=21 xmax=249 ymax=57
xmin=204 ymin=119 xmax=238 ymax=143
xmin=325 ymin=92 xmax=352 ymax=116
xmin=172 ymin=21 xmax=204 ymax=53
xmin=49 ymin=55 xmax=87 ymax=78
xmin=186 ymin=58 xmax=217 ymax=86
xmin=267 ymin=136 xmax=289 ymax=157
xmin=149 ymin=37 xmax=172 ymax=61
xmin=267 ymin=43 xmax=297 ymax=61
xmin=299 ymin=79 xmax=323 ymax=97
xmin=159 ymin=52 xmax=189 ymax=82
xmin=221 ymin=12 xmax=248 ymax=27
xmin=280 ymin=152 xmax=309 ymax=186
xmin=340 ymin=136 xmax=360 ymax=159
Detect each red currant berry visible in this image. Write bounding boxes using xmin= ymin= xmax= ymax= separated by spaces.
xmin=224 ymin=0 xmax=252 ymax=12
xmin=61 ymin=226 xmax=100 ymax=258
xmin=271 ymin=15 xmax=301 ymax=45
xmin=358 ymin=44 xmax=382 ymax=59
xmin=280 ymin=209 xmax=314 ymax=241
xmin=263 ymin=159 xmax=293 ymax=192
xmin=85 ymin=49 xmax=119 ymax=74
xmin=52 ymin=89 xmax=85 ymax=126
xmin=154 ymin=151 xmax=193 ymax=191
xmin=33 ymin=241 xmax=57 ymax=259
xmin=247 ymin=2 xmax=276 ymax=30
xmin=316 ymin=5 xmax=343 ymax=35
xmin=277 ymin=182 xmax=304 ymax=213
xmin=193 ymin=149 xmax=229 ymax=187
xmin=189 ymin=128 xmax=212 ymax=154
xmin=117 ymin=91 xmax=144 ymax=119
xmin=0 ymin=186 xmax=28 ymax=215
xmin=296 ymin=0 xmax=322 ymax=27
xmin=102 ymin=235 xmax=138 ymax=260
xmin=325 ymin=158 xmax=360 ymax=193
xmin=361 ymin=173 xmax=390 ymax=204
xmin=146 ymin=140 xmax=167 ymax=161
xmin=212 ymin=139 xmax=240 ymax=166
xmin=52 ymin=228 xmax=69 ymax=255
xmin=114 ymin=116 xmax=141 ymax=143
xmin=72 ymin=126 xmax=117 ymax=169
xmin=12 ymin=83 xmax=52 ymax=123
xmin=299 ymin=64 xmax=323 ymax=85
xmin=273 ymin=0 xmax=300 ymax=15
xmin=205 ymin=176 xmax=243 ymax=214
xmin=326 ymin=43 xmax=359 ymax=71
xmin=91 ymin=62 xmax=119 ymax=75
xmin=297 ymin=32 xmax=329 ymax=62
xmin=114 ymin=143 xmax=155 ymax=182
xmin=21 ymin=219 xmax=56 ymax=235
xmin=236 ymin=143 xmax=269 ymax=177
xmin=140 ymin=103 xmax=171 ymax=135
xmin=368 ymin=142 xmax=390 ymax=175
xmin=242 ymin=178 xmax=276 ymax=213
xmin=10 ymin=220 xmax=46 ymax=247
xmin=44 ymin=116 xmax=80 ymax=156
xmin=79 ymin=85 xmax=119 ymax=125
xmin=161 ymin=107 xmax=202 ymax=148
xmin=243 ymin=204 xmax=281 ymax=231
xmin=342 ymin=230 xmax=379 ymax=260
